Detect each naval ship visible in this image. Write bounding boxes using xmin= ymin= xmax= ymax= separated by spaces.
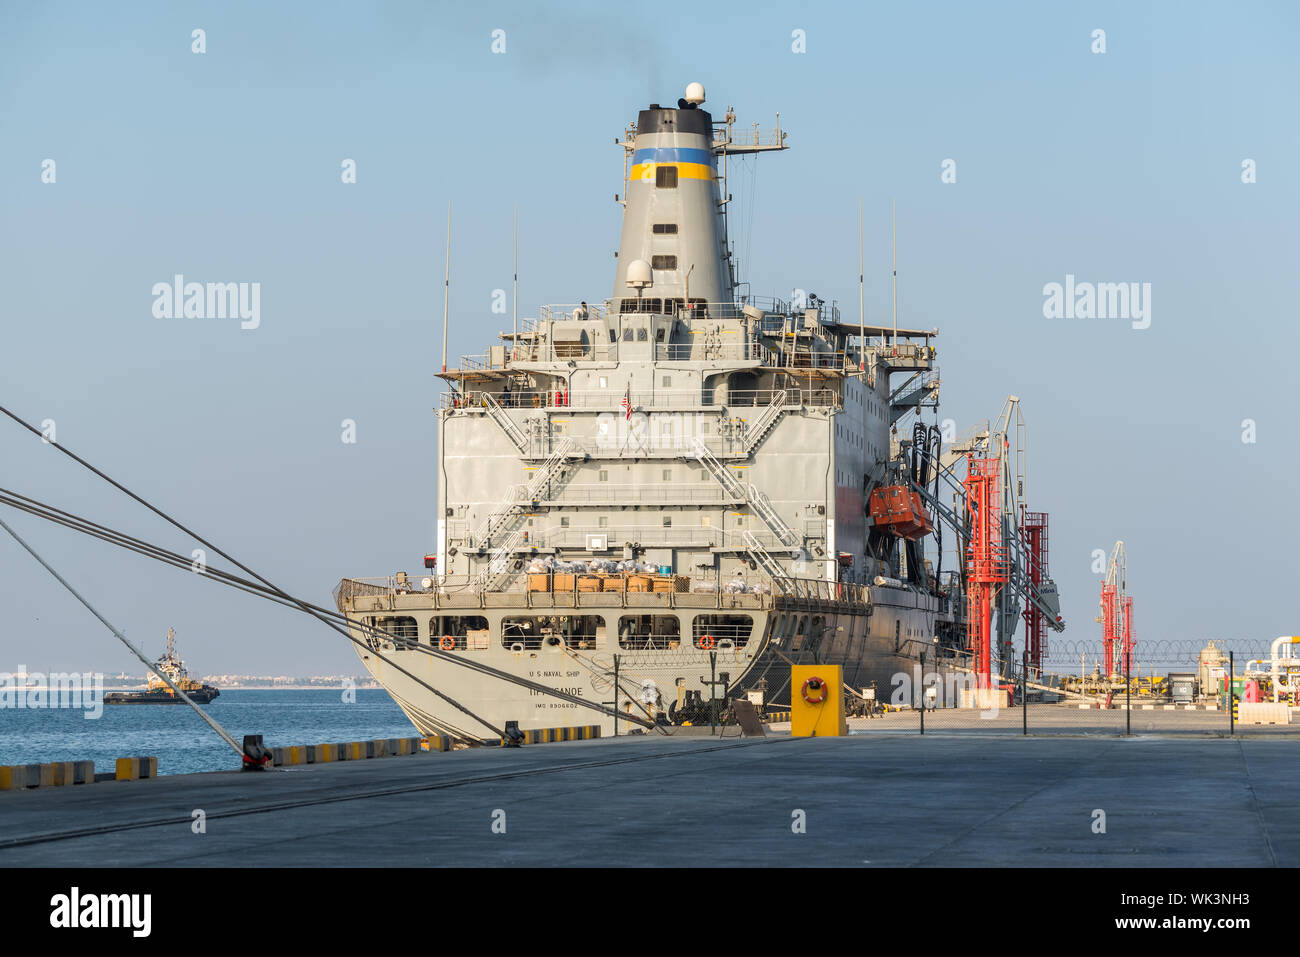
xmin=335 ymin=84 xmax=971 ymax=738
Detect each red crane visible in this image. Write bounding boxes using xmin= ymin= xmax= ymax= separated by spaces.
xmin=1021 ymin=511 xmax=1050 ymax=674
xmin=964 ymin=457 xmax=1007 ymax=689
xmin=1096 ymin=541 xmax=1135 ymax=676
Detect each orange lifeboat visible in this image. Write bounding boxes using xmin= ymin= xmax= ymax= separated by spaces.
xmin=867 ymin=485 xmax=934 ymax=541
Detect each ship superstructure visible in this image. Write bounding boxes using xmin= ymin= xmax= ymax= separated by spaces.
xmin=334 ymin=84 xmax=1059 ymax=737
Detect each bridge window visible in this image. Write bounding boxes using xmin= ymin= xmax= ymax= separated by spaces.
xmin=651 ymin=255 xmax=677 ymax=270
xmin=619 ymin=614 xmax=680 ymax=650
xmin=693 ymin=614 xmax=753 ymax=648
xmin=656 ymin=166 xmax=678 ymax=188
xmin=652 ymin=223 xmax=678 ymax=234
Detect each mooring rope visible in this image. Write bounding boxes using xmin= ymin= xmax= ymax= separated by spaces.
xmin=0 ymin=404 xmax=495 ymax=741
xmin=0 ymin=514 xmax=245 ymax=756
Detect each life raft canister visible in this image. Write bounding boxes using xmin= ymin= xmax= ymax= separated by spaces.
xmin=801 ymin=676 xmax=828 ymax=704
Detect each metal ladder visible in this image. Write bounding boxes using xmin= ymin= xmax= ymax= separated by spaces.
xmin=742 ymin=390 xmax=786 ymax=453
xmin=741 ymin=530 xmax=786 ymax=580
xmin=482 ymin=394 xmax=529 ymax=453
xmin=523 ymin=437 xmax=577 ymax=501
xmin=472 ymin=526 xmax=527 ymax=592
xmin=692 ymin=439 xmax=799 ymax=547
xmin=471 ymin=437 xmax=577 ymax=549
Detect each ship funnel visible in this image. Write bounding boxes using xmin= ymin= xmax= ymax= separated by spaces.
xmin=613 ymin=85 xmax=731 ymax=311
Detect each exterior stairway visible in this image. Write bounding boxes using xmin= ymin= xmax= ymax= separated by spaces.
xmin=691 ymin=438 xmax=800 ymax=550
xmin=741 ymin=530 xmax=787 ymax=580
xmin=482 ymin=394 xmax=529 ymax=454
xmin=472 ymin=527 xmax=527 ymax=592
xmin=741 ymin=390 xmax=786 ymax=453
xmin=471 ymin=437 xmax=578 ymax=559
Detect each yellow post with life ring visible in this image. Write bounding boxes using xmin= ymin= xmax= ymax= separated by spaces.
xmin=791 ymin=664 xmax=847 ymax=737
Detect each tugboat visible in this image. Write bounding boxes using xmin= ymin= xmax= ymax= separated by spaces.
xmin=104 ymin=628 xmax=220 ymax=705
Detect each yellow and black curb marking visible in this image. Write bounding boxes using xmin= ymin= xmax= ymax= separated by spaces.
xmin=115 ymin=756 xmax=158 ymax=781
xmin=6 ymin=726 xmax=607 ymax=785
xmin=0 ymin=756 xmax=159 ymax=789
xmin=763 ymin=711 xmax=792 ymax=723
xmin=498 ymin=725 xmax=600 ymax=746
xmin=271 ymin=737 xmax=425 ymax=767
xmin=0 ymin=760 xmax=100 ymax=789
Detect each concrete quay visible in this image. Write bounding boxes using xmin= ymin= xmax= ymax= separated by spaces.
xmin=0 ymin=730 xmax=1293 ymax=867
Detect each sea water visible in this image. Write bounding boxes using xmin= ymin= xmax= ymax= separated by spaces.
xmin=0 ymin=689 xmax=414 ymax=775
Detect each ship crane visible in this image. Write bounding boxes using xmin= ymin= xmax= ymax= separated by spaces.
xmin=1095 ymin=540 xmax=1135 ymax=677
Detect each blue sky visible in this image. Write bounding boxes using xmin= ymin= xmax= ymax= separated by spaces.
xmin=1 ymin=0 xmax=1296 ymax=674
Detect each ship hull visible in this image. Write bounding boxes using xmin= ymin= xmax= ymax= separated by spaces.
xmin=104 ymin=687 xmax=220 ymax=705
xmin=339 ymin=582 xmax=942 ymax=736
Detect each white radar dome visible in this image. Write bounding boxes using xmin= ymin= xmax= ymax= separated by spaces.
xmin=684 ymin=82 xmax=705 ymax=105
xmin=626 ymin=259 xmax=653 ymax=289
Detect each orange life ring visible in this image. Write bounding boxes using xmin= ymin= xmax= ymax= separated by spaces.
xmin=801 ymin=676 xmax=828 ymax=704
xmin=699 ymin=634 xmax=716 ymax=650
xmin=439 ymin=635 xmax=456 ymax=651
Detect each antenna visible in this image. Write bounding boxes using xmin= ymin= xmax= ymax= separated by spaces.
xmin=512 ymin=206 xmax=518 ymax=348
xmin=891 ymin=201 xmax=898 ymax=347
xmin=858 ymin=197 xmax=865 ymax=371
xmin=441 ymin=201 xmax=451 ymax=374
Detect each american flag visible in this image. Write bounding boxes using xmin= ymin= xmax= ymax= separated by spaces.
xmin=621 ymin=384 xmax=631 ymax=420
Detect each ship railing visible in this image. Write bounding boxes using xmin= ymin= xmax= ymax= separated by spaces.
xmin=722 ymin=388 xmax=840 ymax=408
xmin=529 ymin=296 xmax=830 ymax=326
xmin=338 ymin=570 xmax=871 ymax=610
xmin=335 ymin=574 xmax=491 ymax=601
xmin=335 ymin=575 xmax=438 ymax=597
xmin=770 ymin=576 xmax=870 ymax=606
xmin=519 ymin=524 xmax=796 ymax=554
xmin=873 ymin=342 xmax=933 ymax=363
xmin=614 ymin=297 xmax=795 ymax=320
xmin=442 ymin=387 xmax=839 ymax=412
xmin=759 ymin=349 xmax=853 ymax=372
xmin=538 ymin=303 xmax=610 ymax=323
xmin=654 ymin=342 xmax=768 ymax=362
xmin=541 ymin=483 xmax=737 ymax=506
xmin=716 ymin=125 xmax=787 ymax=150
xmin=509 ymin=342 xmax=619 ymax=363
